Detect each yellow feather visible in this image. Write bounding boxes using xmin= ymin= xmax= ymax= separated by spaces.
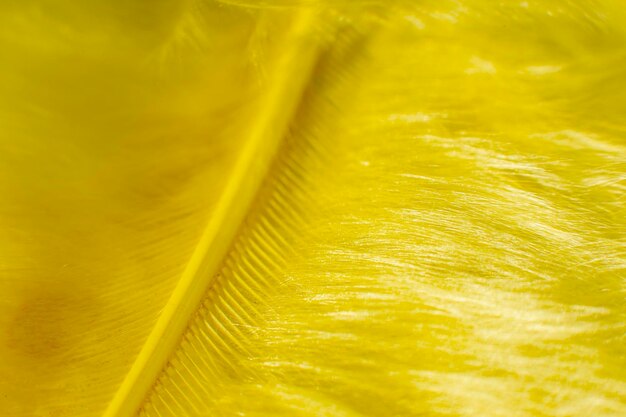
xmin=0 ymin=1 xmax=625 ymax=417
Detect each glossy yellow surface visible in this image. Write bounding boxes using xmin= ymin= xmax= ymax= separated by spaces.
xmin=0 ymin=1 xmax=625 ymax=416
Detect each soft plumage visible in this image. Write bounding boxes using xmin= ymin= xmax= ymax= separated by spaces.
xmin=0 ymin=1 xmax=624 ymax=417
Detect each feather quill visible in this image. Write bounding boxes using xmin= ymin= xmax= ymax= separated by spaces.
xmin=103 ymin=8 xmax=321 ymax=417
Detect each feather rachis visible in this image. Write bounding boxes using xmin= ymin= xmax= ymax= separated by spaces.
xmin=104 ymin=8 xmax=322 ymax=417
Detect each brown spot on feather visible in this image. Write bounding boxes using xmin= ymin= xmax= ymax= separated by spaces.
xmin=5 ymin=291 xmax=95 ymax=359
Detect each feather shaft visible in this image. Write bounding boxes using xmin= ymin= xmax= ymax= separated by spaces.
xmin=102 ymin=9 xmax=321 ymax=417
